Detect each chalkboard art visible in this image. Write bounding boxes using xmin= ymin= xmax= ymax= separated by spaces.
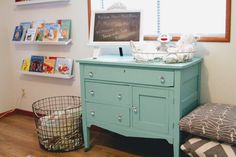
xmin=93 ymin=12 xmax=141 ymax=42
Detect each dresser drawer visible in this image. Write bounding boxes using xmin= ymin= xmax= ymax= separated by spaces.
xmin=84 ymin=65 xmax=174 ymax=87
xmin=85 ymin=82 xmax=130 ymax=105
xmin=86 ymin=103 xmax=130 ymax=127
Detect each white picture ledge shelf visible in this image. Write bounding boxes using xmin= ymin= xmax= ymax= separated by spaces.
xmin=13 ymin=39 xmax=72 ymax=45
xmin=20 ymin=71 xmax=74 ymax=79
xmin=15 ymin=0 xmax=70 ymax=6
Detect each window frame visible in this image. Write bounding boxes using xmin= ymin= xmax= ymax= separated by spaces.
xmin=87 ymin=0 xmax=231 ymax=42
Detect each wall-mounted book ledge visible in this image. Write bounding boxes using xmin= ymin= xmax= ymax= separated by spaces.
xmin=13 ymin=39 xmax=72 ymax=45
xmin=20 ymin=71 xmax=74 ymax=79
xmin=15 ymin=0 xmax=70 ymax=6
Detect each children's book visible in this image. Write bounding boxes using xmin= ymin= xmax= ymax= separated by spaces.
xmin=21 ymin=57 xmax=31 ymax=71
xmin=43 ymin=23 xmax=60 ymax=42
xmin=43 ymin=56 xmax=57 ymax=74
xmin=12 ymin=25 xmax=23 ymax=41
xmin=20 ymin=22 xmax=32 ymax=41
xmin=29 ymin=56 xmax=44 ymax=72
xmin=25 ymin=28 xmax=37 ymax=41
xmin=55 ymin=58 xmax=73 ymax=75
xmin=57 ymin=19 xmax=71 ymax=41
xmin=35 ymin=28 xmax=44 ymax=41
xmin=32 ymin=20 xmax=45 ymax=29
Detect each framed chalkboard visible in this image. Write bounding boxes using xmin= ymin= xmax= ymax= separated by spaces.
xmin=89 ymin=10 xmax=142 ymax=45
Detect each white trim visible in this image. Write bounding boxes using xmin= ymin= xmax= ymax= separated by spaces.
xmin=20 ymin=71 xmax=74 ymax=79
xmin=15 ymin=0 xmax=70 ymax=6
xmin=12 ymin=39 xmax=72 ymax=45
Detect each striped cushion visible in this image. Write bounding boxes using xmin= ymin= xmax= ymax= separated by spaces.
xmin=181 ymin=137 xmax=236 ymax=157
xmin=179 ymin=103 xmax=236 ymax=144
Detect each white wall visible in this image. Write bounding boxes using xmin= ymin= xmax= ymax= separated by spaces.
xmin=6 ymin=0 xmax=92 ymax=111
xmin=0 ymin=1 xmax=15 ymax=112
xmin=0 ymin=0 xmax=236 ymax=112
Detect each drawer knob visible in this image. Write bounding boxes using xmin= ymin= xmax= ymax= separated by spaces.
xmin=117 ymin=94 xmax=122 ymax=100
xmin=91 ymin=111 xmax=95 ymax=116
xmin=118 ymin=115 xmax=122 ymax=122
xmin=160 ymin=76 xmax=165 ymax=84
xmin=133 ymin=106 xmax=138 ymax=113
xmin=89 ymin=72 xmax=94 ymax=78
xmin=90 ymin=90 xmax=95 ymax=96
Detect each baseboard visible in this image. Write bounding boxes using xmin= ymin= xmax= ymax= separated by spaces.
xmin=0 ymin=108 xmax=34 ymax=119
xmin=14 ymin=109 xmax=35 ymax=117
xmin=0 ymin=109 xmax=16 ymax=118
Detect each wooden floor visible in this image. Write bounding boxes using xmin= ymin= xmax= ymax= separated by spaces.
xmin=0 ymin=114 xmax=173 ymax=157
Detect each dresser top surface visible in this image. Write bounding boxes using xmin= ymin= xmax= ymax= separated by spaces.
xmin=77 ymin=55 xmax=202 ymax=69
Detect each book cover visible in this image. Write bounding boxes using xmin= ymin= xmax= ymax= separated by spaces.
xmin=20 ymin=22 xmax=32 ymax=41
xmin=32 ymin=20 xmax=45 ymax=29
xmin=21 ymin=57 xmax=30 ymax=71
xmin=43 ymin=56 xmax=57 ymax=74
xmin=57 ymin=19 xmax=71 ymax=41
xmin=55 ymin=58 xmax=73 ymax=75
xmin=25 ymin=28 xmax=37 ymax=41
xmin=29 ymin=56 xmax=44 ymax=72
xmin=43 ymin=23 xmax=60 ymax=42
xmin=12 ymin=25 xmax=23 ymax=41
xmin=35 ymin=22 xmax=45 ymax=41
xmin=35 ymin=28 xmax=44 ymax=41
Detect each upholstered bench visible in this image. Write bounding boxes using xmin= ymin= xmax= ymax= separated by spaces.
xmin=179 ymin=103 xmax=236 ymax=157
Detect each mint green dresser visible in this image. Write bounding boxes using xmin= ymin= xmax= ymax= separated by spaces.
xmin=78 ymin=55 xmax=202 ymax=157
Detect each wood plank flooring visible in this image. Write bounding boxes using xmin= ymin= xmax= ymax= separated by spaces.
xmin=0 ymin=114 xmax=173 ymax=157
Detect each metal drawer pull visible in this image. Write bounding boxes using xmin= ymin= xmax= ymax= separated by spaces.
xmin=89 ymin=72 xmax=94 ymax=78
xmin=133 ymin=106 xmax=138 ymax=113
xmin=90 ymin=90 xmax=95 ymax=96
xmin=118 ymin=115 xmax=122 ymax=122
xmin=91 ymin=111 xmax=95 ymax=116
xmin=117 ymin=94 xmax=122 ymax=100
xmin=160 ymin=76 xmax=165 ymax=84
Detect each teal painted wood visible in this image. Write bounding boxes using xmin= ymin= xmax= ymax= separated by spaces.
xmin=78 ymin=55 xmax=202 ymax=156
xmin=132 ymin=87 xmax=170 ymax=135
xmin=77 ymin=55 xmax=202 ymax=69
xmin=85 ymin=81 xmax=130 ymax=106
xmin=84 ymin=65 xmax=174 ymax=86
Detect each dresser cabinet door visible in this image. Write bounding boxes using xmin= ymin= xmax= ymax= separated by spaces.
xmin=132 ymin=87 xmax=171 ymax=135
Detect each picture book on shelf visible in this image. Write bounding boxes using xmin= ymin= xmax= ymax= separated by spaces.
xmin=35 ymin=28 xmax=44 ymax=41
xmin=43 ymin=56 xmax=57 ymax=74
xmin=21 ymin=57 xmax=30 ymax=71
xmin=57 ymin=19 xmax=71 ymax=41
xmin=32 ymin=20 xmax=45 ymax=29
xmin=29 ymin=56 xmax=44 ymax=72
xmin=20 ymin=22 xmax=32 ymax=41
xmin=12 ymin=25 xmax=23 ymax=41
xmin=55 ymin=58 xmax=73 ymax=75
xmin=43 ymin=23 xmax=60 ymax=42
xmin=34 ymin=21 xmax=45 ymax=41
xmin=25 ymin=28 xmax=37 ymax=41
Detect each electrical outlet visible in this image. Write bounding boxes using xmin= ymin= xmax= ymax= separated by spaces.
xmin=21 ymin=89 xmax=26 ymax=97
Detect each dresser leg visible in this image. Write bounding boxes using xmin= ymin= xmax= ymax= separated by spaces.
xmin=173 ymin=127 xmax=180 ymax=157
xmin=83 ymin=125 xmax=90 ymax=151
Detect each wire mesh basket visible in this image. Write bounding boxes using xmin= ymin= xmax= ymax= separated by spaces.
xmin=32 ymin=96 xmax=83 ymax=152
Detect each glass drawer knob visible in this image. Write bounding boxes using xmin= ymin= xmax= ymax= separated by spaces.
xmin=90 ymin=90 xmax=95 ymax=96
xmin=117 ymin=94 xmax=122 ymax=100
xmin=133 ymin=106 xmax=138 ymax=113
xmin=160 ymin=76 xmax=165 ymax=84
xmin=118 ymin=115 xmax=122 ymax=121
xmin=89 ymin=72 xmax=93 ymax=78
xmin=91 ymin=111 xmax=95 ymax=116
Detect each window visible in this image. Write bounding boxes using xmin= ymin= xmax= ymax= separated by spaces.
xmin=88 ymin=0 xmax=231 ymax=42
